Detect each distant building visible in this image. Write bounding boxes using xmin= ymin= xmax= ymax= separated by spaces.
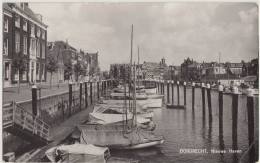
xmin=3 ymin=3 xmax=48 ymax=87
xmin=110 ymin=63 xmax=130 ymax=80
xmin=142 ymin=58 xmax=168 ymax=80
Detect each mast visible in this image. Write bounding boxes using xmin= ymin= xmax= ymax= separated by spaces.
xmin=137 ymin=46 xmax=140 ymax=87
xmin=128 ymin=24 xmax=134 ymax=129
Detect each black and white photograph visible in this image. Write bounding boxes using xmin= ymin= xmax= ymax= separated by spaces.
xmin=1 ymin=1 xmax=259 ymax=163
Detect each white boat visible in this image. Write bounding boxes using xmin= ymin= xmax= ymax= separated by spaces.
xmin=89 ymin=113 xmax=151 ymax=126
xmin=144 ymin=87 xmax=157 ymax=95
xmin=78 ymin=124 xmax=164 ymax=149
xmin=45 ymin=144 xmax=110 ymax=163
xmin=102 ymin=98 xmax=162 ymax=109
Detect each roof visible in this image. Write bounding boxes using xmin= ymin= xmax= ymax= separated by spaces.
xmin=13 ymin=3 xmax=48 ymax=28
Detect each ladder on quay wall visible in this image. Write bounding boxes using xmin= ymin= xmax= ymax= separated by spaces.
xmin=3 ymin=102 xmax=50 ymax=146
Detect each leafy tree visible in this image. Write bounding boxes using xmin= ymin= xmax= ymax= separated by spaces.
xmin=12 ymin=54 xmax=28 ymax=93
xmin=64 ymin=60 xmax=73 ymax=81
xmin=74 ymin=61 xmax=84 ymax=82
xmin=46 ymin=55 xmax=58 ymax=88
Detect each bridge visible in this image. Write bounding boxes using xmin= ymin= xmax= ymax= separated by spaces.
xmin=3 ymin=102 xmax=50 ymax=146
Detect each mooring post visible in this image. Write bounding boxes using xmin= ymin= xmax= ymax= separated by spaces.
xmin=232 ymin=86 xmax=239 ymax=150
xmin=218 ymin=84 xmax=224 ymax=149
xmin=247 ymin=89 xmax=255 ymax=162
xmin=218 ymin=84 xmax=224 ymax=134
xmin=97 ymin=81 xmax=100 ymax=100
xmin=167 ymin=80 xmax=170 ymax=103
xmin=183 ymin=81 xmax=187 ymax=106
xmin=85 ymin=82 xmax=88 ymax=108
xmin=192 ymin=82 xmax=195 ymax=111
xmin=207 ymin=83 xmax=212 ymax=123
xmin=69 ymin=82 xmax=72 ymax=116
xmin=177 ymin=81 xmax=180 ymax=105
xmin=79 ymin=82 xmax=82 ymax=110
xmin=32 ymin=84 xmax=38 ymax=116
xmin=90 ymin=81 xmax=93 ymax=104
xmin=171 ymin=80 xmax=174 ymax=105
xmin=201 ymin=83 xmax=206 ymax=118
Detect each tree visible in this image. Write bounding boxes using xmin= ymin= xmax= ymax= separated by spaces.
xmin=12 ymin=54 xmax=28 ymax=93
xmin=46 ymin=55 xmax=58 ymax=89
xmin=64 ymin=60 xmax=73 ymax=81
xmin=74 ymin=61 xmax=83 ymax=82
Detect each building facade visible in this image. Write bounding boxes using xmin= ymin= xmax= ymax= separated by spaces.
xmin=3 ymin=3 xmax=47 ymax=87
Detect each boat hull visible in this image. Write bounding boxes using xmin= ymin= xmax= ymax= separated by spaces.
xmin=78 ymin=124 xmax=164 ymax=149
xmin=144 ymin=88 xmax=157 ymax=95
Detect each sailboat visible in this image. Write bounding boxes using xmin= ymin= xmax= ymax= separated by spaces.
xmin=78 ymin=24 xmax=164 ymax=149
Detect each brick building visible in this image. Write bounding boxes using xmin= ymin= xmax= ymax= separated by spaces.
xmin=3 ymin=3 xmax=47 ymax=87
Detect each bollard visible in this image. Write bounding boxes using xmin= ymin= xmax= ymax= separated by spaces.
xmin=201 ymin=83 xmax=206 ymax=118
xmin=97 ymin=81 xmax=100 ymax=100
xmin=183 ymin=82 xmax=186 ymax=106
xmin=247 ymin=89 xmax=255 ymax=162
xmin=171 ymin=80 xmax=174 ymax=105
xmin=32 ymin=85 xmax=38 ymax=116
xmin=177 ymin=81 xmax=180 ymax=105
xmin=218 ymin=85 xmax=225 ymax=150
xmin=79 ymin=82 xmax=82 ymax=110
xmin=85 ymin=82 xmax=88 ymax=107
xmin=192 ymin=82 xmax=195 ymax=110
xmin=232 ymin=86 xmax=239 ymax=150
xmin=161 ymin=81 xmax=163 ymax=95
xmin=207 ymin=83 xmax=212 ymax=123
xmin=69 ymin=82 xmax=72 ymax=116
xmin=167 ymin=81 xmax=170 ymax=103
xmin=90 ymin=82 xmax=93 ymax=104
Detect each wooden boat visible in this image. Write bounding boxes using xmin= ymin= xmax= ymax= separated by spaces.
xmin=78 ymin=24 xmax=164 ymax=150
xmin=144 ymin=87 xmax=157 ymax=95
xmin=45 ymin=144 xmax=110 ymax=163
xmin=78 ymin=124 xmax=164 ymax=149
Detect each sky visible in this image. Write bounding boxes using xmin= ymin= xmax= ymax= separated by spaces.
xmin=30 ymin=2 xmax=258 ymax=71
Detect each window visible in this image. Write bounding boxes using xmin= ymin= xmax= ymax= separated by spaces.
xmin=30 ymin=38 xmax=36 ymax=56
xmin=23 ymin=20 xmax=27 ymax=31
xmin=4 ymin=62 xmax=10 ymax=80
xmin=31 ymin=23 xmax=35 ymax=36
xmin=42 ymin=30 xmax=45 ymax=39
xmin=41 ymin=63 xmax=45 ymax=80
xmin=36 ymin=62 xmax=40 ymax=80
xmin=23 ymin=36 xmax=27 ymax=54
xmin=15 ymin=32 xmax=20 ymax=53
xmin=37 ymin=27 xmax=41 ymax=37
xmin=3 ymin=38 xmax=8 ymax=55
xmin=15 ymin=15 xmax=20 ymax=28
xmin=42 ymin=42 xmax=45 ymax=58
xmin=36 ymin=40 xmax=40 ymax=57
xmin=4 ymin=18 xmax=8 ymax=32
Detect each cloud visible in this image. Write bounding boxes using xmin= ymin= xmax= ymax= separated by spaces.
xmin=30 ymin=2 xmax=258 ymax=70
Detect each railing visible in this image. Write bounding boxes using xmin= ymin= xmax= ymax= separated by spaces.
xmin=3 ymin=102 xmax=14 ymax=128
xmin=3 ymin=102 xmax=50 ymax=141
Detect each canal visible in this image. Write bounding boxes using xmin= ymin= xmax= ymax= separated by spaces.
xmin=111 ymin=87 xmax=258 ymax=163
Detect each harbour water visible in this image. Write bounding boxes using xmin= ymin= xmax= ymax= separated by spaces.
xmin=111 ymin=87 xmax=259 ymax=163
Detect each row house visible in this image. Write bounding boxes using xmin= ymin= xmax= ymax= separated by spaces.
xmin=3 ymin=3 xmax=47 ymax=87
